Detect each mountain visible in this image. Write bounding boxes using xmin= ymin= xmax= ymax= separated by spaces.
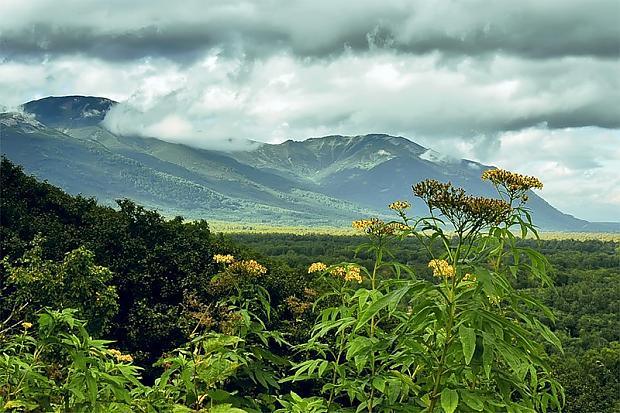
xmin=1 ymin=95 xmax=618 ymax=231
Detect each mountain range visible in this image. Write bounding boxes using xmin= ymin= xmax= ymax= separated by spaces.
xmin=1 ymin=95 xmax=618 ymax=232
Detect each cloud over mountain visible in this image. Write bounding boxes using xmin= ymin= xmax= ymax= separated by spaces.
xmin=0 ymin=0 xmax=618 ymax=220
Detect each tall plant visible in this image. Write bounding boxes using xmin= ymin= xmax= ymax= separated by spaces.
xmin=283 ymin=169 xmax=564 ymax=413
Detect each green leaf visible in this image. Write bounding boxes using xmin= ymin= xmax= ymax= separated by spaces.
xmin=460 ymin=390 xmax=484 ymax=411
xmin=459 ymin=325 xmax=476 ymax=365
xmin=534 ymin=319 xmax=563 ymax=352
xmin=372 ymin=376 xmax=386 ymax=393
xmin=441 ymin=388 xmax=459 ymax=413
xmin=318 ymin=360 xmax=329 ymax=377
xmin=354 ymin=285 xmax=410 ymax=331
xmin=208 ymin=404 xmax=248 ymax=413
xmin=482 ymin=334 xmax=493 ymax=379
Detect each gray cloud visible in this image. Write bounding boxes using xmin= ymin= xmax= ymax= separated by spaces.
xmin=1 ymin=0 xmax=619 ymax=63
xmin=0 ymin=0 xmax=619 ymax=221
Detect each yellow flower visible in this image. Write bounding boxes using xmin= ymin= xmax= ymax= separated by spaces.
xmin=462 ymin=273 xmax=477 ymax=282
xmin=117 ymin=354 xmax=134 ymax=362
xmin=308 ymin=262 xmax=328 ymax=274
xmin=108 ymin=348 xmax=133 ymax=363
xmin=428 ymin=259 xmax=455 ymax=278
xmin=352 ymin=218 xmax=402 ymax=235
xmin=230 ymin=259 xmax=267 ymax=276
xmin=344 ymin=266 xmax=363 ymax=283
xmin=329 ymin=266 xmax=347 ymax=278
xmin=481 ymin=169 xmax=543 ymax=191
xmin=213 ymin=254 xmax=235 ymax=264
xmin=21 ymin=322 xmax=33 ymax=330
xmin=330 ymin=265 xmax=363 ymax=283
xmin=387 ymin=222 xmax=409 ymax=232
xmin=286 ymin=296 xmax=312 ymax=317
xmin=352 ymin=218 xmax=382 ymax=231
xmin=488 ymin=295 xmax=501 ymax=305
xmin=388 ymin=201 xmax=411 ymax=211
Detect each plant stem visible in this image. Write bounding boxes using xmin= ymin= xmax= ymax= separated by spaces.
xmin=428 ymin=243 xmax=460 ymax=413
xmin=367 ymin=243 xmax=383 ymax=413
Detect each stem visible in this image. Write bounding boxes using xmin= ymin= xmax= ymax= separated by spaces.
xmin=428 ymin=297 xmax=456 ymax=413
xmin=327 ymin=285 xmax=348 ymax=408
xmin=428 ymin=239 xmax=461 ymax=412
xmin=367 ymin=241 xmax=384 ymax=413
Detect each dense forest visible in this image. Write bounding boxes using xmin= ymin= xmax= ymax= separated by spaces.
xmin=1 ymin=157 xmax=618 ymax=412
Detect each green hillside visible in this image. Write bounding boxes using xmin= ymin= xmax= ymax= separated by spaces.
xmin=1 ymin=95 xmax=618 ymax=231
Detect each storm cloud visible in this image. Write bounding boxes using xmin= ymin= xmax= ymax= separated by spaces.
xmin=1 ymin=0 xmax=619 ymax=62
xmin=0 ymin=0 xmax=619 ymax=220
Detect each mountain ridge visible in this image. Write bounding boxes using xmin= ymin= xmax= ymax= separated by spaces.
xmin=1 ymin=95 xmax=617 ymax=231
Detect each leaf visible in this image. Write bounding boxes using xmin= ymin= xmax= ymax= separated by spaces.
xmin=354 ymin=285 xmax=410 ymax=331
xmin=345 ymin=336 xmax=372 ymax=361
xmin=318 ymin=360 xmax=329 ymax=377
xmin=372 ymin=376 xmax=386 ymax=393
xmin=459 ymin=325 xmax=476 ymax=365
xmin=482 ymin=334 xmax=493 ymax=379
xmin=534 ymin=319 xmax=563 ymax=352
xmin=460 ymin=390 xmax=484 ymax=411
xmin=441 ymin=388 xmax=459 ymax=413
xmin=207 ymin=404 xmax=248 ymax=413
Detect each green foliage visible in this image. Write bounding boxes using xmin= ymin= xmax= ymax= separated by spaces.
xmin=2 ymin=157 xmax=617 ymax=412
xmin=284 ymin=175 xmax=564 ymax=412
xmin=0 ymin=309 xmax=141 ymax=412
xmin=1 ymin=239 xmax=118 ymax=337
xmin=0 ymin=158 xmax=294 ymax=373
xmin=150 ymin=333 xmax=249 ymax=410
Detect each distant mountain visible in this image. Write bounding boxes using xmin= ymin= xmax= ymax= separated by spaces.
xmin=1 ymin=95 xmax=618 ymax=231
xmin=22 ymin=95 xmax=116 ymax=128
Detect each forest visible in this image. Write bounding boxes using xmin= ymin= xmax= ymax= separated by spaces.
xmin=0 ymin=156 xmax=618 ymax=412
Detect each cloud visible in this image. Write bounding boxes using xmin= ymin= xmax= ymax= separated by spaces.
xmin=94 ymin=51 xmax=619 ymax=145
xmin=0 ymin=0 xmax=618 ymax=220
xmin=482 ymin=127 xmax=620 ymax=221
xmin=1 ymin=0 xmax=619 ymax=63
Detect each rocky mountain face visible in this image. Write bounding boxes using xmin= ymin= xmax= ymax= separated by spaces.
xmin=1 ymin=95 xmax=617 ymax=231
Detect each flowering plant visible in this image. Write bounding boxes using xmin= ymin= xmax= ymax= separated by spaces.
xmin=283 ymin=169 xmax=563 ymax=412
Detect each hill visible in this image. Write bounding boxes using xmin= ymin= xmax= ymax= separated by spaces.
xmin=1 ymin=95 xmax=618 ymax=231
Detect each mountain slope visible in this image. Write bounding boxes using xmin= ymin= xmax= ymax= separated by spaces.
xmin=0 ymin=110 xmax=371 ymax=225
xmin=1 ymin=95 xmax=617 ymax=231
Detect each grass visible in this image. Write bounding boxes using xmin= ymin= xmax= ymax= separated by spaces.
xmin=209 ymin=220 xmax=620 ymax=241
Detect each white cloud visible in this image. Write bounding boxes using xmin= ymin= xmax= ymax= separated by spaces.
xmin=482 ymin=127 xmax=620 ymax=222
xmin=1 ymin=0 xmax=619 ymax=221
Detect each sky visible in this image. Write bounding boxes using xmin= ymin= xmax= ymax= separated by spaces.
xmin=1 ymin=0 xmax=619 ymax=221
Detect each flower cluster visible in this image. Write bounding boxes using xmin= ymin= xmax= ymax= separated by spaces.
xmin=230 ymin=259 xmax=267 ymax=276
xmin=108 ymin=348 xmax=134 ymax=363
xmin=330 ymin=265 xmax=363 ymax=283
xmin=388 ymin=201 xmax=411 ymax=211
xmin=304 ymin=287 xmax=319 ymax=298
xmin=220 ymin=311 xmax=243 ymax=335
xmin=462 ymin=273 xmax=477 ymax=282
xmin=428 ymin=259 xmax=455 ymax=278
xmin=21 ymin=322 xmax=32 ymax=330
xmin=308 ymin=262 xmax=328 ymax=274
xmin=352 ymin=218 xmax=408 ymax=236
xmin=413 ymin=179 xmax=512 ymax=231
xmin=286 ymin=296 xmax=313 ymax=317
xmin=388 ymin=222 xmax=410 ymax=232
xmin=213 ymin=254 xmax=235 ymax=264
xmin=344 ymin=266 xmax=362 ymax=283
xmin=481 ymin=169 xmax=543 ymax=191
xmin=352 ymin=218 xmax=384 ymax=231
